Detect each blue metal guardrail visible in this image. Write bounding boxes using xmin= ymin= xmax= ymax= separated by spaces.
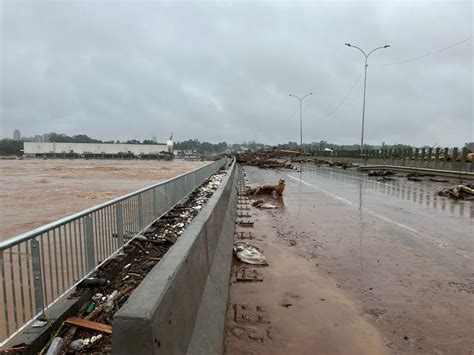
xmin=0 ymin=158 xmax=226 ymax=346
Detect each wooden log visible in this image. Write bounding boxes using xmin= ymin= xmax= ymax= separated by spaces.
xmin=64 ymin=317 xmax=112 ymax=334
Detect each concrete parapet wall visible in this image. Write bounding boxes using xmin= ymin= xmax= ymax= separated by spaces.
xmin=112 ymin=161 xmax=237 ymax=354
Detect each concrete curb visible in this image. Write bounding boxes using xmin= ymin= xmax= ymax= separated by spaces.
xmin=112 ymin=161 xmax=237 ymax=354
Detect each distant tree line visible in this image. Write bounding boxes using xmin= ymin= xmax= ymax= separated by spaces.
xmin=39 ymin=133 xmax=162 ymax=145
xmin=175 ymin=139 xmax=228 ymax=154
xmin=48 ymin=133 xmax=102 ymax=143
xmin=0 ymin=139 xmax=23 ymax=156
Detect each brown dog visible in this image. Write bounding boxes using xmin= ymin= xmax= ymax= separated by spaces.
xmin=247 ymin=179 xmax=286 ymax=196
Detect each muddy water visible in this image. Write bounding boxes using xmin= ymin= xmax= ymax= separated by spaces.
xmin=226 ymin=166 xmax=473 ymax=355
xmin=0 ymin=159 xmax=206 ymax=240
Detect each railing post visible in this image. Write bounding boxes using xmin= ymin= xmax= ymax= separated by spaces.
xmin=452 ymin=147 xmax=459 ymax=171
xmin=116 ymin=202 xmax=124 ymax=249
xmin=153 ymin=189 xmax=159 ymax=218
xmin=138 ymin=194 xmax=144 ymax=231
xmin=31 ymin=238 xmax=44 ymax=314
xmin=461 ymin=147 xmax=468 ymax=172
xmin=435 ymin=147 xmax=440 ymax=169
xmin=443 ymin=147 xmax=449 ymax=170
xmin=85 ymin=215 xmax=95 ymax=272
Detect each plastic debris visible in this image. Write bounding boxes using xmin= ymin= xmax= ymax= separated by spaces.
xmin=69 ymin=333 xmax=103 ymax=350
xmin=32 ymin=320 xmax=48 ymax=328
xmin=85 ymin=302 xmax=96 ymax=315
xmin=92 ymin=293 xmax=103 ymax=302
xmin=104 ymin=290 xmax=119 ymax=313
xmin=46 ymin=337 xmax=63 ymax=355
xmin=252 ymin=200 xmax=278 ymax=209
xmin=233 ymin=242 xmax=268 ymax=265
xmin=69 ymin=339 xmax=85 ymax=351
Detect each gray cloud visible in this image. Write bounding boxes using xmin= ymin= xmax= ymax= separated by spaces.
xmin=1 ymin=0 xmax=472 ymax=146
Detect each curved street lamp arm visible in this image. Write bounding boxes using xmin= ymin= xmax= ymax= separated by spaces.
xmin=289 ymin=94 xmax=302 ymax=101
xmin=367 ymin=45 xmax=390 ymax=58
xmin=347 ymin=44 xmax=367 ymax=58
xmin=301 ymin=92 xmax=313 ymax=101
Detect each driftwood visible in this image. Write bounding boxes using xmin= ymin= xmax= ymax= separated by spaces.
xmin=247 ymin=179 xmax=286 ymax=196
xmin=64 ymin=317 xmax=112 ymax=334
xmin=236 ymin=153 xmax=295 ymax=170
xmin=437 ymin=183 xmax=474 ymax=200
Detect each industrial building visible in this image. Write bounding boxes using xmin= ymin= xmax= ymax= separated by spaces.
xmin=23 ymin=141 xmax=174 ymax=159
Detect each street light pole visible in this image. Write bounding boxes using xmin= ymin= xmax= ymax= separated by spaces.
xmin=345 ymin=43 xmax=390 ymax=154
xmin=289 ymin=92 xmax=312 ymax=151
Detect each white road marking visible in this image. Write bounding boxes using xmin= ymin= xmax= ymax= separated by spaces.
xmin=300 ymin=165 xmax=387 ymax=185
xmin=287 ymin=174 xmax=418 ymax=234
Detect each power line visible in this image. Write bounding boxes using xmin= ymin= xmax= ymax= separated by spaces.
xmin=371 ymin=36 xmax=473 ymax=67
xmin=315 ymin=70 xmax=364 ymax=120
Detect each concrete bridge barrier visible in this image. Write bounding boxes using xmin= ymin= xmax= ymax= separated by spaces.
xmin=112 ymin=160 xmax=237 ymax=354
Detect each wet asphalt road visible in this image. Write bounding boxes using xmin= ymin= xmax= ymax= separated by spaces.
xmin=239 ymin=165 xmax=473 ymax=354
xmin=291 ymin=165 xmax=473 ymax=266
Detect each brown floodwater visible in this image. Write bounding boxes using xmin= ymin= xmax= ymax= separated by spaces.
xmin=0 ymin=159 xmax=206 ymax=240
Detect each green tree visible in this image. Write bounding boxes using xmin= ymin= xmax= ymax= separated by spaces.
xmin=0 ymin=139 xmax=23 ymax=156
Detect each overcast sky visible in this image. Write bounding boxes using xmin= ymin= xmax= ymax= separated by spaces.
xmin=1 ymin=0 xmax=472 ymax=146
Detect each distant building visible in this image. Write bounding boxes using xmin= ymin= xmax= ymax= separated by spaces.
xmin=13 ymin=129 xmax=21 ymax=140
xmin=23 ymin=142 xmax=174 ymax=157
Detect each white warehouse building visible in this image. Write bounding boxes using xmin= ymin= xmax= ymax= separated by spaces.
xmin=24 ymin=141 xmax=174 ymax=157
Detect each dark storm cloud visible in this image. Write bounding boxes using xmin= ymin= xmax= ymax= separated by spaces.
xmin=0 ymin=0 xmax=472 ymax=146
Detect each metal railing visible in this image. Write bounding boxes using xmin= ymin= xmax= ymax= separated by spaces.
xmin=311 ymin=147 xmax=473 ymax=172
xmin=0 ymin=158 xmax=226 ymax=346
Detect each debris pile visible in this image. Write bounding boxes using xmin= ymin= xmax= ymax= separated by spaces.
xmin=37 ymin=170 xmax=227 ymax=354
xmin=406 ymin=173 xmax=422 ymax=182
xmin=236 ymin=152 xmax=295 ymax=170
xmin=367 ymin=170 xmax=395 ymax=177
xmin=233 ymin=242 xmax=268 ymax=265
xmin=246 ymin=179 xmax=286 ymax=196
xmin=437 ymin=183 xmax=474 ymax=200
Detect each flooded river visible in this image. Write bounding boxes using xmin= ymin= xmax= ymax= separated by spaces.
xmin=0 ymin=159 xmax=206 ymax=240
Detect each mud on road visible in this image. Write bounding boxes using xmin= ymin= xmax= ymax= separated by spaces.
xmin=225 ymin=166 xmax=473 ymax=355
